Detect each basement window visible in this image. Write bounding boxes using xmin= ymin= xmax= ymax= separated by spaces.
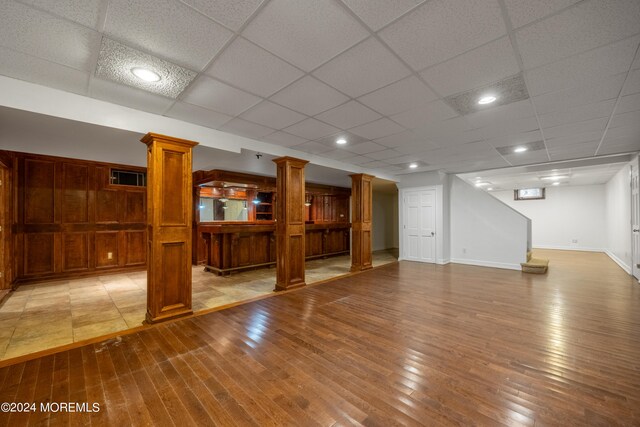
xmin=514 ymin=188 xmax=545 ymax=201
xmin=110 ymin=169 xmax=146 ymax=187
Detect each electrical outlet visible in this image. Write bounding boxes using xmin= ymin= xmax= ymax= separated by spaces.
xmin=571 ymin=239 xmax=578 ymax=244
xmin=462 ymin=248 xmax=467 ymax=254
xmin=107 ymin=252 xmax=113 ymax=260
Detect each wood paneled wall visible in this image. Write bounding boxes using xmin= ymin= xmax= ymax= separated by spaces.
xmin=7 ymin=151 xmax=147 ymax=284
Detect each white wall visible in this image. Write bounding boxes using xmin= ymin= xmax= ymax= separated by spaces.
xmin=492 ymin=185 xmax=606 ymax=251
xmin=450 ymin=177 xmax=529 ymax=270
xmin=605 ymin=164 xmax=632 ymax=272
xmin=372 ymin=190 xmax=399 ymax=251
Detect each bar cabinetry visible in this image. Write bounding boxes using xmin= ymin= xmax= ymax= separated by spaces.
xmin=200 ymin=222 xmax=350 ymax=275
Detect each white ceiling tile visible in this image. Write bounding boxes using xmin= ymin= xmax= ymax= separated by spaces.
xmin=484 ymin=130 xmax=544 ymax=148
xmin=532 ymin=73 xmax=626 ymax=114
xmin=240 ymin=100 xmax=306 ymax=129
xmin=340 ymin=0 xmax=423 ymax=31
xmin=242 ymin=0 xmax=368 ymax=71
xmin=547 ymin=141 xmax=598 ymax=161
xmin=360 ymin=160 xmax=389 ymax=169
xmin=543 ymin=117 xmax=608 ymax=139
xmin=314 ymin=131 xmax=369 ymax=148
xmin=503 ymin=0 xmax=581 ymax=29
xmin=219 ymin=117 xmax=275 ymax=139
xmin=16 ymin=0 xmax=104 ymax=29
xmin=346 ymin=155 xmax=376 ymax=165
xmin=475 ymin=117 xmax=540 ymax=140
xmin=317 ymin=148 xmax=359 ymax=161
xmin=390 ymin=101 xmax=458 ymax=129
xmin=313 ymin=37 xmax=411 ymax=98
xmin=0 ymin=1 xmax=100 ymax=71
xmin=502 ymin=150 xmax=550 ymax=166
xmin=623 ymin=69 xmax=640 ymax=96
xmin=617 ymin=93 xmax=640 ymax=114
xmin=464 ymin=99 xmax=536 ymax=129
xmin=105 ymin=0 xmax=233 ymax=70
xmin=379 ymin=0 xmax=506 ymax=70
xmin=526 ymin=36 xmax=639 ymax=96
xmin=315 ymin=101 xmax=382 ymax=130
xmin=393 ymin=140 xmax=438 ymax=155
xmin=411 ymin=117 xmax=475 ymax=140
xmin=0 ymin=46 xmax=89 ymax=95
xmin=609 ymin=111 xmax=640 ymax=130
xmin=598 ymin=138 xmax=640 ymax=155
xmin=179 ymin=0 xmax=264 ymax=30
xmin=420 ymin=37 xmax=520 ymax=97
xmin=516 ymin=0 xmax=640 ymax=69
xmin=292 ymin=141 xmax=333 ymax=155
xmin=346 ymin=141 xmax=387 ymax=155
xmin=261 ymin=131 xmax=308 ymax=147
xmin=349 ymin=118 xmax=406 ymax=140
xmin=537 ymin=99 xmax=616 ymax=129
xmin=365 ymin=149 xmax=403 ymax=161
xmin=283 ymin=118 xmax=340 ymax=140
xmin=269 ymin=76 xmax=349 ymax=117
xmin=357 ymin=76 xmax=437 ymax=116
xmin=89 ymin=78 xmax=174 ymax=114
xmin=181 ymin=76 xmax=262 ymax=116
xmin=374 ymin=130 xmax=421 ymax=147
xmin=545 ymin=130 xmax=604 ymax=147
xmin=205 ymin=37 xmax=304 ymax=97
xmin=165 ymin=102 xmax=232 ymax=129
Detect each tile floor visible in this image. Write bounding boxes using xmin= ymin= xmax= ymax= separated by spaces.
xmin=0 ymin=250 xmax=397 ymax=360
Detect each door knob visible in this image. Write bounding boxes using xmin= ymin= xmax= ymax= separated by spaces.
xmin=430 ymin=231 xmax=435 ymax=236
xmin=634 ymin=229 xmax=639 ymax=232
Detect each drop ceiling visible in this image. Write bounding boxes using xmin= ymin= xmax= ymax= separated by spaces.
xmin=0 ymin=0 xmax=639 ymax=177
xmin=458 ymin=154 xmax=632 ymax=190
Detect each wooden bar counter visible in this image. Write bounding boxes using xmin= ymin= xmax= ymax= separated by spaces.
xmin=200 ymin=222 xmax=350 ymax=275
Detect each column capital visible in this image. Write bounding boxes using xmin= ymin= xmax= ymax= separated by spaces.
xmin=140 ymin=132 xmax=199 ymax=148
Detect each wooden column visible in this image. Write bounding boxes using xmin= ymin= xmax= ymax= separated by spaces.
xmin=141 ymin=133 xmax=198 ymax=323
xmin=350 ymin=173 xmax=374 ymax=272
xmin=273 ymin=156 xmax=309 ymax=291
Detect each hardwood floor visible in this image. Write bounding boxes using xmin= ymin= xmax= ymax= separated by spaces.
xmin=1 ymin=250 xmax=639 ymax=426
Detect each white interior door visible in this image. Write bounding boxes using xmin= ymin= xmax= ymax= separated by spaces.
xmin=631 ymin=164 xmax=640 ymax=280
xmin=403 ymin=189 xmax=436 ymax=263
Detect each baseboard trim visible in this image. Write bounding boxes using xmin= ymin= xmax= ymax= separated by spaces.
xmin=450 ymin=258 xmax=521 ymax=271
xmin=437 ymin=258 xmax=450 ymax=265
xmin=605 ymin=250 xmax=631 ymax=274
xmin=533 ymin=245 xmax=604 ymax=253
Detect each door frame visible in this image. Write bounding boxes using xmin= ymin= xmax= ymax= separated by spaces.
xmin=631 ymin=159 xmax=640 ymax=281
xmin=398 ymin=185 xmax=444 ymax=264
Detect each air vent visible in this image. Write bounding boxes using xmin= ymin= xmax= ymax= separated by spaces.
xmin=110 ymin=169 xmax=146 ymax=187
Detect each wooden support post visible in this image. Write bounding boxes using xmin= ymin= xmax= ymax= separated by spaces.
xmin=350 ymin=173 xmax=374 ymax=272
xmin=273 ymin=156 xmax=308 ymax=291
xmin=141 ymin=133 xmax=198 ymax=323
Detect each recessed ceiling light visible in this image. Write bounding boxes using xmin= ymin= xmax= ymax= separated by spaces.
xmin=336 ymin=138 xmax=347 ymax=145
xmin=487 ymin=187 xmax=493 ymax=191
xmin=475 ymin=182 xmax=490 ymax=187
xmin=409 ymin=163 xmax=418 ymax=169
xmin=478 ymin=95 xmax=497 ymax=105
xmin=513 ymin=146 xmax=528 ymax=153
xmin=131 ymin=67 xmax=161 ymax=82
xmin=552 ymin=182 xmax=560 ymax=186
xmin=541 ymin=175 xmax=569 ymax=181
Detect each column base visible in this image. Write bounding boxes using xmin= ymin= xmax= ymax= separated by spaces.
xmin=144 ymin=308 xmax=193 ymax=324
xmin=350 ymin=265 xmax=373 ymax=273
xmin=274 ymin=281 xmax=306 ymax=292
